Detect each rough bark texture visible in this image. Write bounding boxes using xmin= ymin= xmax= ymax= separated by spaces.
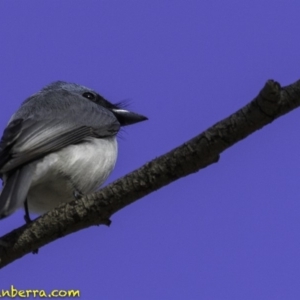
xmin=0 ymin=79 xmax=300 ymax=268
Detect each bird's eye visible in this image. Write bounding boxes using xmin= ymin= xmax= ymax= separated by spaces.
xmin=82 ymin=92 xmax=95 ymax=100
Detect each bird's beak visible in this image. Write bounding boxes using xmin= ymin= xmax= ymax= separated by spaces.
xmin=112 ymin=109 xmax=148 ymax=126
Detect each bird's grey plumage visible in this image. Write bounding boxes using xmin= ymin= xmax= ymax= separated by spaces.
xmin=0 ymin=165 xmax=35 ymax=216
xmin=0 ymin=81 xmax=147 ymax=219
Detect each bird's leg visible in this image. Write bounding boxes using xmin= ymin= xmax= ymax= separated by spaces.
xmin=73 ymin=189 xmax=84 ymax=200
xmin=23 ymin=198 xmax=38 ymax=254
xmin=24 ymin=198 xmax=32 ymax=224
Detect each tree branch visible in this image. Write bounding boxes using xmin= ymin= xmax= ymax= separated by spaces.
xmin=0 ymin=79 xmax=300 ymax=269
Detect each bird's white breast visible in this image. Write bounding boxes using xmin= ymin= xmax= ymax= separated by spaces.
xmin=27 ymin=137 xmax=118 ymax=214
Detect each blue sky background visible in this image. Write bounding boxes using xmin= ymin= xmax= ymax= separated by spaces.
xmin=1 ymin=1 xmax=300 ymax=299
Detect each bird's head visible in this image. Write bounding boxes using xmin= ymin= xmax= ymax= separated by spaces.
xmin=45 ymin=81 xmax=148 ymax=126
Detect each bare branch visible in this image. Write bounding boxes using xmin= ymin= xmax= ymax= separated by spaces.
xmin=0 ymin=79 xmax=300 ymax=268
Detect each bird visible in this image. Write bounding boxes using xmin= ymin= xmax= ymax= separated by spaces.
xmin=0 ymin=81 xmax=147 ymax=222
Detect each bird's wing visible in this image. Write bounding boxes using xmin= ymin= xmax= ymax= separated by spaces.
xmin=0 ymin=101 xmax=120 ymax=174
xmin=0 ymin=164 xmax=36 ymax=218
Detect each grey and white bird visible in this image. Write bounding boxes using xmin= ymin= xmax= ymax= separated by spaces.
xmin=0 ymin=81 xmax=147 ymax=221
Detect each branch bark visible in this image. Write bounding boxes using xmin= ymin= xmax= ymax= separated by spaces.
xmin=0 ymin=79 xmax=300 ymax=269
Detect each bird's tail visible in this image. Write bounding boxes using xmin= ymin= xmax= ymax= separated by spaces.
xmin=0 ymin=165 xmax=35 ymax=219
